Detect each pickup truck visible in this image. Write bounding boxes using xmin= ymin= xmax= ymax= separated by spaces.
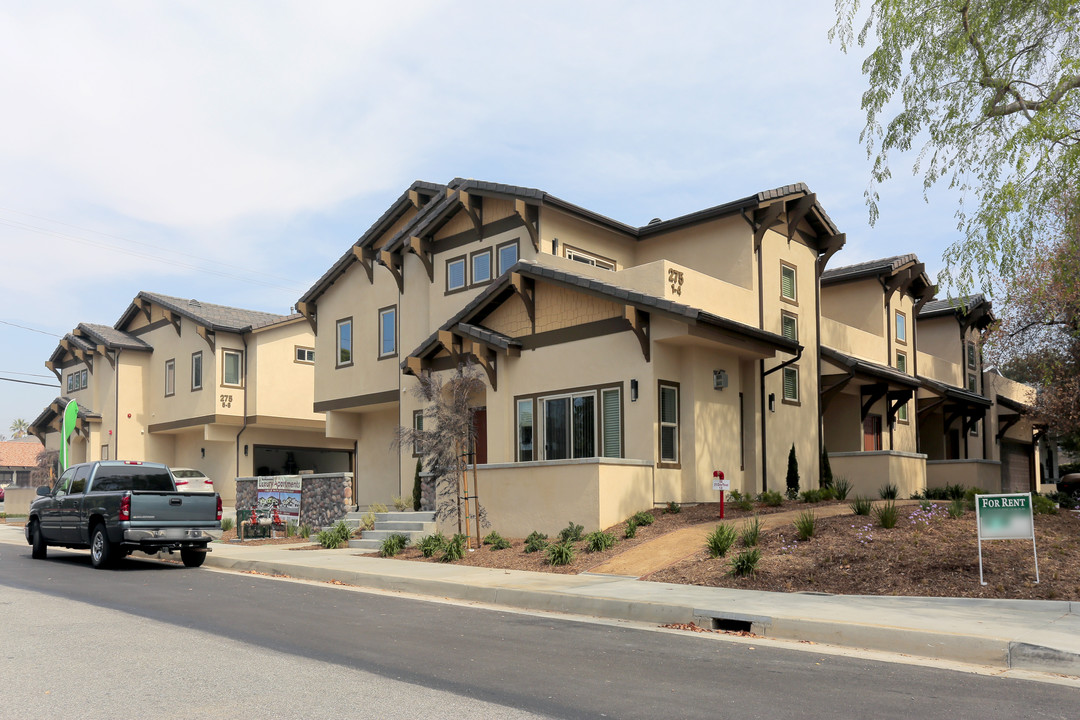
xmin=26 ymin=460 xmax=221 ymax=568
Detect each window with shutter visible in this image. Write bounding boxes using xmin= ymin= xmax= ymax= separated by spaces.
xmin=601 ymin=388 xmax=621 ymax=458
xmin=782 ymin=367 xmax=798 ymax=402
xmin=781 ymin=263 xmax=797 ymax=301
xmin=517 ymin=399 xmax=533 ymax=461
xmin=781 ymin=313 xmax=797 ymax=341
xmin=896 ymin=352 xmax=907 ymax=374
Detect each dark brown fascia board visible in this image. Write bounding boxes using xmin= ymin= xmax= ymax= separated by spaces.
xmin=822 ymin=347 xmax=921 ymax=389
xmin=917 ymin=375 xmax=993 ymax=407
xmin=996 ymin=394 xmax=1029 ymax=414
xmin=821 ymin=256 xmax=919 ymax=286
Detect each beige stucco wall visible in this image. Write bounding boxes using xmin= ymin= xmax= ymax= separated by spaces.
xmin=917 ymin=317 xmax=963 ymax=383
xmin=926 ymin=459 xmax=1001 ymax=493
xmin=248 ymin=320 xmax=321 ymax=421
xmin=829 ymin=451 xmax=927 ymax=498
xmin=821 ymin=280 xmax=884 ymax=338
xmin=635 ymin=214 xmax=754 ymax=292
xmin=541 ymin=207 xmax=635 ymax=269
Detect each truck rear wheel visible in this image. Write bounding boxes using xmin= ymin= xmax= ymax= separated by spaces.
xmin=180 ymin=547 xmax=206 ymax=568
xmin=30 ymin=520 xmax=47 ymax=559
xmin=90 ymin=524 xmax=116 ymax=569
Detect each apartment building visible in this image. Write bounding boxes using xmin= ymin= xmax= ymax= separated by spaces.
xmin=30 ymin=292 xmax=353 ymax=504
xmin=298 ymin=179 xmax=846 ymax=534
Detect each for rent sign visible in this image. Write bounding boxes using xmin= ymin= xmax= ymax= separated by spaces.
xmin=975 ymin=493 xmax=1039 ymax=586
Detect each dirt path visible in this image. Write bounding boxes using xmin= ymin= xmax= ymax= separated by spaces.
xmin=586 ymin=500 xmax=918 ymax=577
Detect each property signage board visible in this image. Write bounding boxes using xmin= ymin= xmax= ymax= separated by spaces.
xmin=712 ymin=470 xmax=729 ymax=491
xmin=974 ymin=492 xmax=1038 ymax=586
xmin=255 ymin=476 xmax=303 ymax=524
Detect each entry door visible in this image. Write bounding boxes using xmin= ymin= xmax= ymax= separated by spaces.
xmin=471 ymin=407 xmax=488 ymax=465
xmin=863 ymin=414 xmax=882 ymax=451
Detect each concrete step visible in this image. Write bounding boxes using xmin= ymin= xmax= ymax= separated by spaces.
xmin=378 ymin=511 xmax=436 ymax=522
xmin=373 ymin=520 xmax=435 ymax=532
xmin=348 ymin=538 xmax=384 ymax=551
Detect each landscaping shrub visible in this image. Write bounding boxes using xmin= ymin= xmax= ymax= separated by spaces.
xmin=666 ymin=501 xmax=681 ymax=514
xmin=558 ymin=521 xmax=585 ymax=543
xmin=730 ymin=491 xmax=754 ymax=511
xmin=849 ymin=496 xmax=872 ymax=516
xmin=584 ymin=530 xmax=617 ymax=552
xmin=918 ymin=499 xmax=933 ymax=511
xmin=392 ymin=495 xmax=411 ymax=512
xmin=298 ymin=523 xmax=312 ymax=539
xmin=786 ymin=444 xmax=800 ymax=500
xmin=413 ymin=458 xmax=423 ymax=511
xmin=705 ymin=524 xmax=738 ymax=558
xmin=418 ymin=532 xmax=447 ymax=557
xmin=947 ymin=499 xmax=966 ymax=518
xmin=730 ymin=548 xmax=762 ymax=578
xmin=440 ymin=533 xmax=467 ymax=562
xmin=832 ymin=477 xmax=852 ymax=501
xmin=317 ymin=520 xmax=353 ymax=549
xmin=760 ymin=490 xmax=784 ymax=507
xmin=879 ymin=482 xmax=899 ymax=500
xmin=220 ymin=517 xmax=235 ymax=532
xmin=819 ymin=486 xmax=836 ymax=501
xmin=360 ymin=511 xmax=377 ymax=530
xmin=547 ymin=539 xmax=576 ymax=566
xmin=286 ymin=521 xmax=297 ymax=537
xmin=873 ymin=500 xmax=899 ymax=529
xmin=740 ymin=515 xmax=762 ymax=547
xmin=1033 ymin=495 xmax=1057 ymax=515
xmin=483 ymin=531 xmax=511 ymax=549
xmin=793 ymin=510 xmax=816 ymax=540
xmin=632 ymin=511 xmax=656 ymax=526
xmin=800 ymin=489 xmax=823 ymax=503
xmin=820 ymin=445 xmax=833 ymax=489
xmin=1049 ymin=491 xmax=1078 ymax=509
xmin=946 ymin=483 xmax=967 ymax=500
xmin=524 ymin=531 xmax=549 ymax=553
xmin=624 ymin=518 xmax=638 ymax=539
xmin=379 ymin=533 xmax=410 ymax=557
xmin=964 ymin=487 xmax=989 ymax=511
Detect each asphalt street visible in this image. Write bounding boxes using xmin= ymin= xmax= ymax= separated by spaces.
xmin=1 ymin=545 xmax=1077 ymax=720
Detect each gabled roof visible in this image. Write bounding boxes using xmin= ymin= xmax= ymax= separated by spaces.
xmin=821 ymin=254 xmax=918 ymax=283
xmin=47 ymin=331 xmax=96 ymax=365
xmin=116 ymin=291 xmax=290 ymax=334
xmin=29 ymin=396 xmax=103 ymax=438
xmin=917 ymin=294 xmax=988 ymax=318
xmin=76 ymin=323 xmax=152 ymax=351
xmin=405 ymin=261 xmax=800 ymax=364
xmin=0 ymin=439 xmax=44 ymax=469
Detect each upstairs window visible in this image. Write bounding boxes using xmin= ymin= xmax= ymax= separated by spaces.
xmin=471 ymin=249 xmax=492 ymax=285
xmin=295 ymin=347 xmax=315 ymax=364
xmin=782 ymin=366 xmax=799 ymax=402
xmin=223 ymin=349 xmax=243 ymax=387
xmin=336 ymin=318 xmax=352 ymax=366
xmin=896 ymin=351 xmax=907 ymax=374
xmin=781 ymin=262 xmax=797 ymax=302
xmin=566 ymin=246 xmax=616 ymax=271
xmin=67 ymin=374 xmax=74 ymax=393
xmin=967 ymin=341 xmax=977 ymax=369
xmin=191 ymin=351 xmax=203 ymax=391
xmin=80 ymin=369 xmax=87 ymax=389
xmin=497 ymin=241 xmax=519 ymax=276
xmin=781 ymin=312 xmax=798 ymax=341
xmin=165 ymin=359 xmax=176 ymax=397
xmin=447 ymin=257 xmax=467 ymax=292
xmin=379 ymin=306 xmax=397 ymax=358
xmin=896 ymin=311 xmax=907 ymax=344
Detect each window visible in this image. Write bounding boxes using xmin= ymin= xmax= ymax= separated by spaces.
xmin=295 ymin=347 xmax=315 ymax=364
xmin=896 ymin=311 xmax=907 ymax=344
xmin=517 ymin=399 xmax=534 ymax=461
xmin=659 ymin=382 xmax=679 ymax=464
xmin=967 ymin=341 xmax=977 ymax=369
xmin=67 ymin=374 xmax=74 ymax=393
xmin=896 ymin=351 xmax=907 ymax=374
xmin=542 ymin=394 xmax=595 ymax=459
xmin=781 ymin=312 xmax=798 ymax=341
xmin=497 ymin=241 xmax=519 ymax=276
xmin=782 ymin=366 xmax=799 ymax=403
xmin=566 ymin=246 xmax=616 ymax=270
xmin=517 ymin=386 xmax=622 ymax=461
xmin=80 ymin=369 xmax=87 ymax=388
xmin=447 ymin=256 xmax=466 ymax=291
xmin=412 ymin=410 xmax=424 ymax=456
xmin=897 ymin=402 xmax=909 ymax=423
xmin=780 ymin=262 xmax=797 ymax=302
xmin=191 ymin=351 xmax=203 ymax=391
xmin=101 ymin=445 xmax=109 ymax=461
xmin=471 ymin=249 xmax=492 ymax=285
xmin=165 ymin=359 xmax=175 ymax=397
xmin=378 ymin=306 xmax=397 ymax=358
xmin=967 ymin=373 xmax=977 ymax=393
xmin=70 ymin=464 xmax=91 ymax=494
xmin=223 ymin=349 xmax=243 ymax=387
xmin=600 ymin=387 xmax=621 ymax=458
xmin=336 ymin=318 xmax=352 ymax=367
xmin=970 ymin=420 xmax=980 ymax=437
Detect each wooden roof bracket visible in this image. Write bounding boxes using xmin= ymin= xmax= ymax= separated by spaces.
xmin=816 ymin=233 xmax=846 ymax=274
xmin=44 ymin=361 xmax=61 ymax=383
xmin=963 ymin=407 xmax=986 ymax=435
xmin=515 ymin=199 xmax=540 ymax=252
xmin=163 ymin=309 xmax=181 ymax=336
xmin=459 ymin=190 xmax=483 ymax=237
xmin=404 ymin=356 xmax=424 ymax=377
xmin=819 ymin=369 xmax=854 ymax=411
xmin=624 ymin=306 xmax=650 ymax=362
xmin=785 ymin=194 xmax=816 ymax=241
xmin=996 ymin=413 xmax=1022 ymax=441
xmin=379 ymin=250 xmax=404 ymax=294
xmin=134 ymin=297 xmax=152 ymax=322
xmin=73 ymin=348 xmax=93 ymax=374
xmin=752 ymin=203 xmax=785 ymax=251
xmin=196 ymin=324 xmax=217 ymax=353
xmin=887 ymin=389 xmax=913 ymax=424
xmin=914 ymin=284 xmax=938 ymax=314
xmin=408 ymin=236 xmax=434 ymax=282
xmin=438 ymin=330 xmax=464 ymax=360
xmin=471 ymin=340 xmax=497 ymax=391
xmin=860 ymin=382 xmax=888 ymax=420
xmin=98 ymin=345 xmax=117 ymax=369
xmin=943 ymin=405 xmax=963 ymax=430
xmin=352 ymin=245 xmax=375 ymax=284
xmin=510 ymin=272 xmax=535 ymax=328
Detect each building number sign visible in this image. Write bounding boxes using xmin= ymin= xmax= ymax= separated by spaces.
xmin=668 ymin=268 xmax=684 ymax=296
xmin=220 ymin=394 xmax=233 ymax=409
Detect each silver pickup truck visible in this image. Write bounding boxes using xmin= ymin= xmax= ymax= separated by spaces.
xmin=26 ymin=460 xmax=221 ymax=568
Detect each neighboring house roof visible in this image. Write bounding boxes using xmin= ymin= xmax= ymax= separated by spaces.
xmin=298 ymin=178 xmax=843 ymax=310
xmin=917 ymin=294 xmax=988 ymax=318
xmin=0 ymin=439 xmax=44 ymax=469
xmin=405 ymin=261 xmax=801 ymax=364
xmin=116 ymin=291 xmax=291 ymax=333
xmin=821 ymin=254 xmax=919 ymax=283
xmin=821 ymin=346 xmax=921 ymax=388
xmin=76 ymin=323 xmax=152 ymax=351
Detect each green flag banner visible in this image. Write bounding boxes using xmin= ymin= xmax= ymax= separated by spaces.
xmin=61 ymin=399 xmax=79 ymax=471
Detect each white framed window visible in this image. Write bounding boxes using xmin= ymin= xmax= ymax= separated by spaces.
xmin=541 ymin=392 xmax=596 ymax=460
xmin=659 ymin=382 xmax=679 ymax=464
xmin=967 ymin=341 xmax=977 ymax=369
xmin=517 ymin=386 xmax=621 ymax=462
xmin=191 ymin=351 xmax=203 ymax=391
xmin=378 ymin=306 xmax=397 ymax=358
xmin=165 ymin=359 xmax=176 ymax=397
xmin=517 ymin=399 xmax=534 ymax=461
xmin=497 ymin=241 xmax=519 ymax=276
xmin=896 ymin=311 xmax=907 ymax=343
xmin=781 ymin=262 xmax=797 ymax=302
xmin=447 ymin=256 xmax=466 ymax=291
xmin=566 ymin=246 xmax=616 ymax=271
xmin=223 ymin=349 xmax=243 ymax=387
xmin=295 ymin=347 xmax=315 ymax=364
xmin=782 ymin=366 xmax=799 ymax=402
xmin=896 ymin=351 xmax=907 ymax=374
xmin=101 ymin=445 xmax=109 ymax=461
xmin=471 ymin=249 xmax=492 ymax=285
xmin=781 ymin=312 xmax=798 ymax=341
xmin=336 ymin=318 xmax=352 ymax=366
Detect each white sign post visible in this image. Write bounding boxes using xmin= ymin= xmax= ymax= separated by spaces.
xmin=975 ymin=492 xmax=1038 ymax=586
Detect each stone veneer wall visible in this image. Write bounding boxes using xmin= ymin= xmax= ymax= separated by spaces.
xmin=235 ymin=473 xmax=351 ymax=529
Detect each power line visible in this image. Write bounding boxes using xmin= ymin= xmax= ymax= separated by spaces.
xmin=0 ymin=376 xmax=58 ymax=388
xmin=0 ymin=320 xmax=62 ymax=338
xmin=0 ymin=370 xmax=55 ymax=378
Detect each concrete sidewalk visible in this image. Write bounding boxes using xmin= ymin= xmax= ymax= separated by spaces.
xmin=3 ymin=521 xmax=1078 ymax=677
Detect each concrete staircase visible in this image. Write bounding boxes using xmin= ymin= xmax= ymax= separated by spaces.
xmin=347 ymin=511 xmax=437 ymax=552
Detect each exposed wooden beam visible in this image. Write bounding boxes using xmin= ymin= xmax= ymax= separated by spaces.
xmin=459 ymin=190 xmax=483 ymax=237
xmin=515 ymin=199 xmax=540 ymax=252
xmin=404 ymin=356 xmax=424 ymax=376
xmin=352 ymin=245 xmax=375 ymax=283
xmin=819 ymin=370 xmax=854 ymax=411
xmin=914 ymin=284 xmax=938 ymax=314
xmin=860 ymin=383 xmax=888 ymax=420
xmin=887 ymin=389 xmax=912 ymax=425
xmin=624 ymin=306 xmax=650 ymax=362
xmin=99 ymin=346 xmax=116 ymax=369
xmin=195 ymin=324 xmax=217 ymax=353
xmin=996 ymin=413 xmax=1022 ymax=442
xmin=379 ymin=250 xmax=404 ymax=294
xmin=134 ymin=296 xmax=152 ymax=322
xmin=163 ymin=309 xmax=181 ymax=336
xmin=510 ymin=272 xmax=535 ymax=327
xmin=752 ymin=202 xmax=785 ymax=250
xmin=44 ymin=361 xmax=61 ymax=383
xmin=471 ymin=340 xmax=497 ymax=391
xmin=438 ymin=330 xmax=463 ymax=358
xmin=408 ymin=236 xmax=434 ymax=282
xmin=785 ymin=194 xmax=816 ymax=241
xmin=816 ymin=233 xmax=846 ymax=274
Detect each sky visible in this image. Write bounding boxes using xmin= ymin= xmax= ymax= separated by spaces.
xmin=0 ymin=0 xmax=968 ymax=439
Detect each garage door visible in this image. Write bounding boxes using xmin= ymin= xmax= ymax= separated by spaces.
xmin=1000 ymin=442 xmax=1033 ymax=494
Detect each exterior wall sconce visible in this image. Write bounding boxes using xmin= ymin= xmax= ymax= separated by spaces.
xmin=713 ymin=370 xmax=728 ymax=390
xmin=768 ymin=393 xmax=776 ymax=413
xmin=630 ymin=379 xmax=638 ymax=402
xmin=200 ymin=447 xmax=205 ymax=458
xmin=243 ymin=444 xmax=249 ymax=456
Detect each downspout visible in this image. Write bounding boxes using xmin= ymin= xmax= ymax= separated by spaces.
xmin=114 ymin=348 xmax=121 ymax=459
xmin=235 ymin=333 xmax=250 ymax=478
xmin=886 ymin=292 xmax=894 ymax=451
xmin=756 ymin=230 xmax=767 ymax=494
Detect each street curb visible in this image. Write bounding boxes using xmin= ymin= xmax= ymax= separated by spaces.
xmin=201 ymin=552 xmax=1080 ymax=675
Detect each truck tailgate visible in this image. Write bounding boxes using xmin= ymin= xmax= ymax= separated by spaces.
xmin=128 ymin=491 xmax=219 ymax=527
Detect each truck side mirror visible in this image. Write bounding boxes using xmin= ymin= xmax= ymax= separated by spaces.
xmin=36 ymin=486 xmax=51 ymax=496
